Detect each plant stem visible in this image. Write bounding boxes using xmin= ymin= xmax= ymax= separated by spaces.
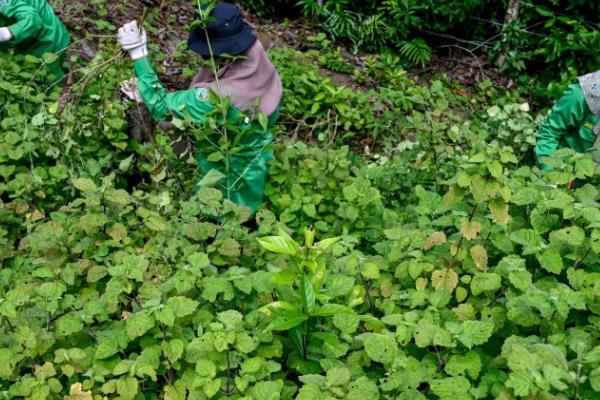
xmin=573 ymin=363 xmax=582 ymax=400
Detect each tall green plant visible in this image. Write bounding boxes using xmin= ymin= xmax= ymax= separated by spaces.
xmin=257 ymin=228 xmax=346 ymax=367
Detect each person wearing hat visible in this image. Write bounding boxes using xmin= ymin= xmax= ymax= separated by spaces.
xmin=117 ymin=3 xmax=282 ymax=216
xmin=0 ymin=0 xmax=71 ymax=79
xmin=536 ymin=71 xmax=600 ymax=170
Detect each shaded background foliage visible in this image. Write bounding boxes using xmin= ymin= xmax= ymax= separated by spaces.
xmin=237 ymin=0 xmax=600 ymax=99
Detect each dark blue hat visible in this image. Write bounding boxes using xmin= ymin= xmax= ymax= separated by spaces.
xmin=188 ymin=3 xmax=257 ymax=57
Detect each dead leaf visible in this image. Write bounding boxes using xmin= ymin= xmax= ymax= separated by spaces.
xmin=422 ymin=231 xmax=447 ymax=250
xmin=432 ymin=268 xmax=459 ymax=292
xmin=460 ymin=219 xmax=482 ymax=240
xmin=470 ymin=245 xmax=488 ymax=271
xmin=489 ymin=197 xmax=510 ymax=224
xmin=64 ymin=383 xmax=92 ymax=400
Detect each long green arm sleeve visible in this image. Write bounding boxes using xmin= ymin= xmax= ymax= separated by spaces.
xmin=133 ymin=57 xmax=213 ymax=122
xmin=1 ymin=4 xmax=43 ymax=44
xmin=535 ymin=84 xmax=588 ymax=169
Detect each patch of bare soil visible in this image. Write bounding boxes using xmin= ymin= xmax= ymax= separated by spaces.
xmin=54 ymin=0 xmax=512 ymax=94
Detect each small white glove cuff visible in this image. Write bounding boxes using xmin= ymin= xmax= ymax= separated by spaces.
xmin=128 ymin=46 xmax=148 ymax=61
xmin=0 ymin=27 xmax=12 ymax=43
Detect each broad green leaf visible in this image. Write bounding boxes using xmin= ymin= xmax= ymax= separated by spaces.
xmin=445 ymin=352 xmax=482 ymax=379
xmin=326 ymin=367 xmax=352 ymax=386
xmin=536 ymin=248 xmax=564 ymax=274
xmin=95 ymin=340 xmax=119 ymax=359
xmin=361 ymin=262 xmax=380 ymax=280
xmin=55 ymin=313 xmax=83 ymax=337
xmin=257 ymin=235 xmax=299 ymax=256
xmin=251 ymin=380 xmax=283 ymax=400
xmin=315 ymin=236 xmax=341 ymax=250
xmin=470 ymin=272 xmax=501 ymax=296
xmin=511 ymin=187 xmax=539 ymax=205
xmin=217 ymin=310 xmax=243 ymax=330
xmin=162 ymin=339 xmax=184 ymax=364
xmin=126 ymin=311 xmax=155 ymax=339
xmin=199 ymin=169 xmax=226 ymax=188
xmin=510 ymin=229 xmax=545 ymax=255
xmin=333 ymin=312 xmax=360 ymax=334
xmin=116 ymin=376 xmax=138 ymax=400
xmin=346 ymin=376 xmax=380 ymax=400
xmin=266 ymin=313 xmax=308 ymax=332
xmin=196 ymin=359 xmax=216 ymax=378
xmin=311 ymin=304 xmax=351 ymax=317
xmin=0 ymin=349 xmax=16 ymax=379
xmin=549 ymin=226 xmax=585 ymax=247
xmin=458 ymin=321 xmax=494 ymax=348
xmin=362 ymin=333 xmax=397 ymax=365
xmin=167 ymin=296 xmax=199 ymax=318
xmin=72 ymin=178 xmax=96 ymax=192
xmin=430 ymin=376 xmax=470 ymax=398
xmin=590 ymin=366 xmax=600 ymax=392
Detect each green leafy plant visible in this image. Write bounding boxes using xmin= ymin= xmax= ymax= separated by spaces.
xmin=257 ymin=228 xmax=345 ymax=368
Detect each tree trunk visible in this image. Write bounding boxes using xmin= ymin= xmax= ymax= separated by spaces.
xmin=496 ymin=0 xmax=521 ymax=67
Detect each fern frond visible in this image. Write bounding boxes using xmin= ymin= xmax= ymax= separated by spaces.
xmin=399 ymin=38 xmax=433 ymax=68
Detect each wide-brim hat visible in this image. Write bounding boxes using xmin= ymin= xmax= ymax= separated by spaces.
xmin=188 ymin=3 xmax=257 ymax=57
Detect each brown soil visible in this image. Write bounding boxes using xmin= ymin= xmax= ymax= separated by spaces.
xmin=53 ymin=0 xmax=512 ymax=92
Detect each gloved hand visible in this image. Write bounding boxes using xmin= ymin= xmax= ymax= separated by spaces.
xmin=120 ymin=77 xmax=143 ymax=103
xmin=0 ymin=27 xmax=12 ymax=42
xmin=117 ymin=21 xmax=148 ymax=60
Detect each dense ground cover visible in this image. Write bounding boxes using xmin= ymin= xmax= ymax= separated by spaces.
xmin=1 ymin=2 xmax=600 ymax=399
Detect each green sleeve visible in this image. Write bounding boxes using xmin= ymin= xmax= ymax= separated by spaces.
xmin=133 ymin=57 xmax=213 ymax=122
xmin=1 ymin=3 xmax=43 ymax=44
xmin=535 ymin=83 xmax=588 ymax=170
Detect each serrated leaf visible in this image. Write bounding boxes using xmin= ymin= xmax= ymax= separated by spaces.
xmin=432 ymin=269 xmax=458 ymax=292
xmin=363 ymin=333 xmax=397 ymax=365
xmin=126 ymin=311 xmax=155 ymax=339
xmin=470 ymin=245 xmax=488 ymax=271
xmin=536 ymin=248 xmax=564 ymax=274
xmin=470 ymin=272 xmax=501 ymax=296
xmin=326 ymin=367 xmax=351 ymax=386
xmin=430 ymin=376 xmax=470 ymax=398
xmin=423 ymin=231 xmax=447 ymax=250
xmin=458 ymin=320 xmax=494 ymax=348
xmin=361 ymin=262 xmax=380 ymax=280
xmin=116 ymin=376 xmax=138 ymax=400
xmin=460 ymin=219 xmax=482 ymax=240
xmin=166 ymin=297 xmax=199 ymax=318
xmin=72 ymin=178 xmax=96 ymax=192
xmin=549 ymin=226 xmax=585 ymax=247
xmin=489 ymin=197 xmax=509 ymax=224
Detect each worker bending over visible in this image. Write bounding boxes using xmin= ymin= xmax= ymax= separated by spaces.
xmin=117 ymin=3 xmax=282 ymax=215
xmin=0 ymin=0 xmax=70 ymax=79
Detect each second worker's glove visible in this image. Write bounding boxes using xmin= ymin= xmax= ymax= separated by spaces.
xmin=0 ymin=27 xmax=12 ymax=43
xmin=117 ymin=21 xmax=148 ymax=60
xmin=120 ymin=77 xmax=143 ymax=103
